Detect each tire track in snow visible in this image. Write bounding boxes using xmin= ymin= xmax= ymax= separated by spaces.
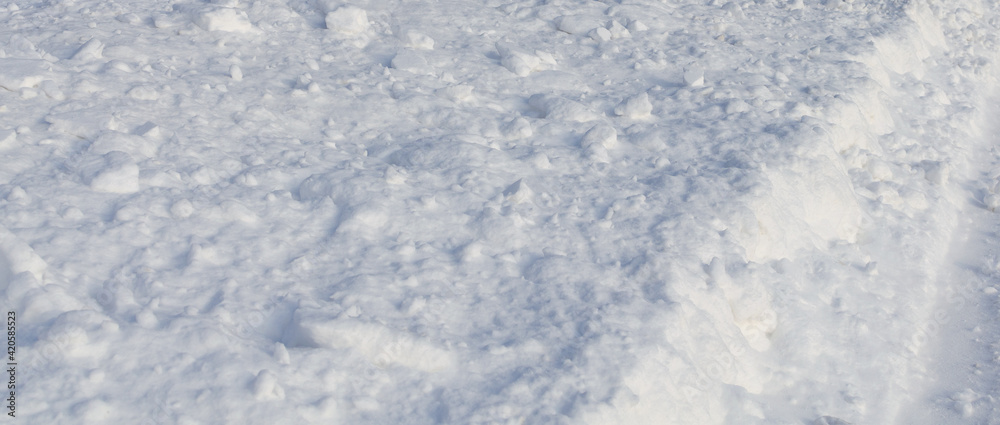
xmin=899 ymin=98 xmax=1000 ymax=425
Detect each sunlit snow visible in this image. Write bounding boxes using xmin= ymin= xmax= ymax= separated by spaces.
xmin=2 ymin=0 xmax=1000 ymax=424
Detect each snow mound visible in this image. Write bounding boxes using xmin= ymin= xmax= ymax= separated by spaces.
xmin=400 ymin=30 xmax=434 ymax=50
xmin=75 ymin=151 xmax=141 ymax=194
xmin=325 ymin=6 xmax=368 ymax=34
xmin=289 ymin=307 xmax=456 ymax=372
xmin=496 ymin=42 xmax=554 ymax=76
xmin=0 ymin=59 xmax=49 ymax=91
xmin=0 ymin=225 xmax=47 ymax=284
xmin=614 ymin=92 xmax=653 ymax=119
xmin=193 ymin=7 xmax=255 ymax=33
xmin=743 ymin=137 xmax=862 ymax=261
xmin=391 ymin=50 xmax=431 ymax=74
xmin=71 ymin=39 xmax=104 ymax=61
xmin=556 ymin=15 xmax=602 ymax=35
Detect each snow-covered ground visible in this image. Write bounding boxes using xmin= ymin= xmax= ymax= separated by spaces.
xmin=2 ymin=0 xmax=1000 ymax=423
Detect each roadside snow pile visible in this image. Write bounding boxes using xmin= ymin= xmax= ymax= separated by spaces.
xmin=2 ymin=0 xmax=1000 ymax=424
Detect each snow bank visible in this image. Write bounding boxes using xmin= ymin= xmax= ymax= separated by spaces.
xmin=4 ymin=0 xmax=1000 ymax=424
xmin=741 ymin=126 xmax=862 ymax=261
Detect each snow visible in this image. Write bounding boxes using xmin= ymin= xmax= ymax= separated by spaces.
xmin=71 ymin=39 xmax=104 ymax=61
xmin=390 ymin=50 xmax=431 ymax=75
xmin=3 ymin=0 xmax=1000 ymax=424
xmin=229 ymin=64 xmax=243 ymax=82
xmin=401 ymin=30 xmax=435 ymax=50
xmin=614 ymin=92 xmax=653 ymax=119
xmin=495 ymin=42 xmax=553 ymax=77
xmin=556 ymin=15 xmax=601 ymax=35
xmin=193 ymin=7 xmax=256 ymax=33
xmin=683 ymin=64 xmax=706 ymax=87
xmin=325 ymin=6 xmax=369 ymax=34
xmin=0 ymin=59 xmax=49 ymax=91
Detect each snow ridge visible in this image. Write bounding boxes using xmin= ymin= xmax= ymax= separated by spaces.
xmin=1 ymin=0 xmax=1000 ymax=424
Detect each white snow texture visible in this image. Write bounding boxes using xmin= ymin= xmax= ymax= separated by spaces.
xmin=3 ymin=0 xmax=1000 ymax=424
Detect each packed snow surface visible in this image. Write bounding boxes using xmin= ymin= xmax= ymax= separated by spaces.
xmin=3 ymin=0 xmax=1000 ymax=423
